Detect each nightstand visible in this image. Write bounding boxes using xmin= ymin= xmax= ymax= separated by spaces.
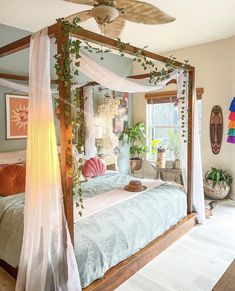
xmin=151 ymin=162 xmax=183 ymax=185
xmin=101 ymin=155 xmax=117 ymax=171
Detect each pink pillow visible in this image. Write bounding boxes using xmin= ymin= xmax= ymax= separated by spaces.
xmin=82 ymin=158 xmax=106 ymax=178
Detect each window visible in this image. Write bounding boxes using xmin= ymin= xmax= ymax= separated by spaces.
xmin=146 ymin=88 xmax=203 ymax=161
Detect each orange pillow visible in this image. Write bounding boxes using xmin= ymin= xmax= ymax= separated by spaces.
xmin=0 ymin=164 xmax=26 ymax=196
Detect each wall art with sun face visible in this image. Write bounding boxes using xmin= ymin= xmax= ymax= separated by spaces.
xmin=5 ymin=94 xmax=28 ymax=139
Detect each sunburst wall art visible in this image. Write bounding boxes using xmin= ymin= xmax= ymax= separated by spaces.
xmin=5 ymin=94 xmax=28 ymax=139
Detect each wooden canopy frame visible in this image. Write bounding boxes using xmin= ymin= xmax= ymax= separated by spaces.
xmin=0 ymin=20 xmax=196 ymax=290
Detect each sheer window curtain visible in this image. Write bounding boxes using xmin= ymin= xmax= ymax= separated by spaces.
xmin=83 ymin=86 xmax=97 ymax=158
xmin=15 ymin=28 xmax=81 ymax=291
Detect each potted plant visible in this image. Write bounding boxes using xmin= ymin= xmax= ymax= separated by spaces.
xmin=119 ymin=122 xmax=149 ymax=172
xmin=204 ymin=167 xmax=233 ymax=199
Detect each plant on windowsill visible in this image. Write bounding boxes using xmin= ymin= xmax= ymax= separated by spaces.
xmin=204 ymin=167 xmax=233 ymax=200
xmin=119 ymin=122 xmax=149 ymax=172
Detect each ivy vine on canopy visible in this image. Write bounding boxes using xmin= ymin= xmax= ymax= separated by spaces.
xmin=54 ymin=17 xmax=191 ymax=215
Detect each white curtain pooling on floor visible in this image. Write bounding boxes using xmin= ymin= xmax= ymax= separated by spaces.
xmin=84 ymin=86 xmax=97 ymax=158
xmin=15 ymin=28 xmax=81 ymax=291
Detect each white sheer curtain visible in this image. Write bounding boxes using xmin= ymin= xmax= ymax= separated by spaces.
xmin=0 ymin=52 xmax=178 ymax=94
xmin=84 ymin=86 xmax=97 ymax=158
xmin=78 ymin=51 xmax=179 ymax=93
xmin=192 ymin=92 xmax=205 ymax=223
xmin=0 ymin=78 xmax=30 ymax=93
xmin=177 ymin=73 xmax=205 ymax=223
xmin=16 ymin=28 xmax=81 ymax=291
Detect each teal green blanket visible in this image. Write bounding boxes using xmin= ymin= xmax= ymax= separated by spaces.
xmin=0 ymin=172 xmax=186 ymax=288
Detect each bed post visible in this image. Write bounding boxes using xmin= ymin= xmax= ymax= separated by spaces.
xmin=56 ymin=21 xmax=74 ymax=243
xmin=187 ymin=68 xmax=195 ymax=214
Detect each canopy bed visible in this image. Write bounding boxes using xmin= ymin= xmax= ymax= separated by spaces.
xmin=0 ymin=19 xmax=204 ymax=291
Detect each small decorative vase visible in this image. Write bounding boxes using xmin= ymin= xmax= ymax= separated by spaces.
xmin=203 ymin=180 xmax=230 ymax=200
xmin=156 ymin=152 xmax=165 ymax=168
xmin=174 ymin=158 xmax=180 ymax=170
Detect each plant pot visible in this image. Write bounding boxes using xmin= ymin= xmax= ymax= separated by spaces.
xmin=203 ymin=179 xmax=230 ymax=200
xmin=130 ymin=158 xmax=143 ymax=173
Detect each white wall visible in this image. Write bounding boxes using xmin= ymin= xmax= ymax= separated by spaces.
xmin=132 ymin=36 xmax=235 ymax=197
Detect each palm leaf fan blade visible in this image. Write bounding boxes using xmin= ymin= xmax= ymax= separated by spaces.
xmin=117 ymin=0 xmax=175 ymax=24
xmin=65 ymin=0 xmax=98 ymax=5
xmin=101 ymin=17 xmax=126 ymax=38
xmin=66 ymin=10 xmax=92 ymax=22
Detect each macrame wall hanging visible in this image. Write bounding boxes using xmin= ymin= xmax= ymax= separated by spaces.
xmin=210 ymin=105 xmax=223 ymax=154
xmin=227 ymin=97 xmax=235 ymax=143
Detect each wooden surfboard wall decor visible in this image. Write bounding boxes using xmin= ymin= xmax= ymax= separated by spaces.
xmin=210 ymin=105 xmax=223 ymax=154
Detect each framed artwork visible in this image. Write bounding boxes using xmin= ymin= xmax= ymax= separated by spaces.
xmin=113 ymin=92 xmax=129 ymax=134
xmin=5 ymin=94 xmax=28 ymax=139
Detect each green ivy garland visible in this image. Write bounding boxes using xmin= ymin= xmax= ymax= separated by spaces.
xmin=54 ymin=17 xmax=85 ymax=216
xmin=54 ymin=17 xmax=191 ymax=215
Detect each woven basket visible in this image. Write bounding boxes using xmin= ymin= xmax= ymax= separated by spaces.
xmin=204 ymin=180 xmax=230 ymax=200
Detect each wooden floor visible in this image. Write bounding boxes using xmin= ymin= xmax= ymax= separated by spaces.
xmin=212 ymin=259 xmax=235 ymax=290
xmin=1 ymin=200 xmax=235 ymax=291
xmin=0 ymin=268 xmax=15 ymax=291
xmin=117 ymin=200 xmax=235 ymax=291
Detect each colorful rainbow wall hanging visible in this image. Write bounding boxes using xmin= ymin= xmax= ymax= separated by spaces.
xmin=227 ymin=97 xmax=235 ymax=143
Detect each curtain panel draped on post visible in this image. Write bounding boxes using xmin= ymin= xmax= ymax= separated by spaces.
xmin=15 ymin=28 xmax=81 ymax=291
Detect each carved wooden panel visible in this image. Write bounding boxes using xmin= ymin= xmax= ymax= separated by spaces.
xmin=210 ymin=105 xmax=223 ymax=154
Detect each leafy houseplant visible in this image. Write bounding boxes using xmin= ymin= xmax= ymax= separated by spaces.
xmin=204 ymin=167 xmax=233 ymax=200
xmin=119 ymin=122 xmax=149 ymax=172
xmin=151 ymin=139 xmax=160 ymax=155
xmin=130 ymin=145 xmax=149 ymax=159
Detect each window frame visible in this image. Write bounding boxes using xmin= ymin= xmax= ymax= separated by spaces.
xmin=146 ymin=88 xmax=203 ymax=161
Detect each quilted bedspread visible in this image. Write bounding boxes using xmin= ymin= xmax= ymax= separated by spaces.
xmin=0 ymin=172 xmax=187 ymax=288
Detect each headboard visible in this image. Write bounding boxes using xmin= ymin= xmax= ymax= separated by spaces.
xmin=0 ymin=146 xmax=82 ymax=165
xmin=0 ymin=150 xmax=26 ymax=164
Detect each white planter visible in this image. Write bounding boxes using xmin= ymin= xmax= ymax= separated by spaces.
xmin=204 ymin=180 xmax=230 ymax=200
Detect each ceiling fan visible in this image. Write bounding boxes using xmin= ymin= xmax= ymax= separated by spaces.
xmin=65 ymin=0 xmax=176 ymax=38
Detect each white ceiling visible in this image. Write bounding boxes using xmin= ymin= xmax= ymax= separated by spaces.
xmin=1 ymin=0 xmax=235 ymax=52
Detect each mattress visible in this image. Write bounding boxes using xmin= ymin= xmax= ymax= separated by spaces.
xmin=0 ymin=171 xmax=187 ymax=288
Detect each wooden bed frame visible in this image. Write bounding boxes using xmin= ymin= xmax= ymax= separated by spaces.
xmin=0 ymin=20 xmax=196 ymax=290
